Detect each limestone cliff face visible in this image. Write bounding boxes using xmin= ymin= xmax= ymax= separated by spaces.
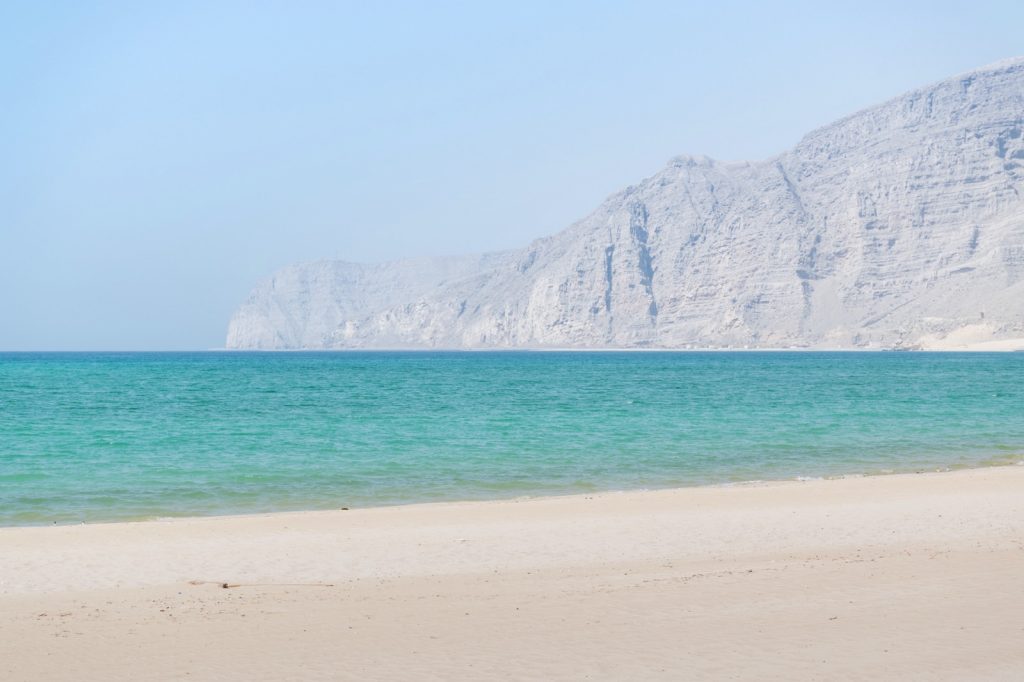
xmin=227 ymin=58 xmax=1024 ymax=349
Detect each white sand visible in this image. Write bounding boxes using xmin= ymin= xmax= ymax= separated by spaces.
xmin=2 ymin=466 xmax=1023 ymax=680
xmin=917 ymin=324 xmax=1024 ymax=351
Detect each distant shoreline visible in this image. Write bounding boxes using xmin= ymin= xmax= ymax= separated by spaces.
xmin=5 ymin=345 xmax=1024 ymax=353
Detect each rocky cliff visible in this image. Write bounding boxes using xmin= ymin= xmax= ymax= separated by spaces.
xmin=227 ymin=58 xmax=1024 ymax=350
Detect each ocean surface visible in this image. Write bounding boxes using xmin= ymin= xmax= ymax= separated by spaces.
xmin=1 ymin=351 xmax=1022 ymax=526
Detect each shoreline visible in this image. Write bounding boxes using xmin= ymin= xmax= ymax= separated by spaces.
xmin=5 ymin=457 xmax=1022 ymax=529
xmin=7 ymin=345 xmax=1024 ymax=353
xmin=3 ymin=465 xmax=1023 ymax=679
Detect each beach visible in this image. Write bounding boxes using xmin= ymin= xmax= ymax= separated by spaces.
xmin=2 ymin=466 xmax=1022 ymax=680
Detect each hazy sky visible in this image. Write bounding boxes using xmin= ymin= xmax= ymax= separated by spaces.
xmin=3 ymin=1 xmax=1023 ymax=350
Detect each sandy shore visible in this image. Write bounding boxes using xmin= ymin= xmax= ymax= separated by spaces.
xmin=2 ymin=467 xmax=1023 ymax=681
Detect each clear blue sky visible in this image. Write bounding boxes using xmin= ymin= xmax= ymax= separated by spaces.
xmin=3 ymin=1 xmax=1023 ymax=350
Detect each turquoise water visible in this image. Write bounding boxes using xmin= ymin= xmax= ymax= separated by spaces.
xmin=1 ymin=351 xmax=1022 ymax=526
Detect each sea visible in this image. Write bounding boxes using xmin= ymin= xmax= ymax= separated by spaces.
xmin=1 ymin=351 xmax=1022 ymax=526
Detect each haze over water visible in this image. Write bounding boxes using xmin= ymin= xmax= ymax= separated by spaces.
xmin=2 ymin=351 xmax=1022 ymax=526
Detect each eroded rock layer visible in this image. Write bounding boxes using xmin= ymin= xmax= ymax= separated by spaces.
xmin=227 ymin=59 xmax=1024 ymax=350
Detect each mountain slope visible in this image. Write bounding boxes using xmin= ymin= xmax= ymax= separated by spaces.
xmin=227 ymin=58 xmax=1024 ymax=350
